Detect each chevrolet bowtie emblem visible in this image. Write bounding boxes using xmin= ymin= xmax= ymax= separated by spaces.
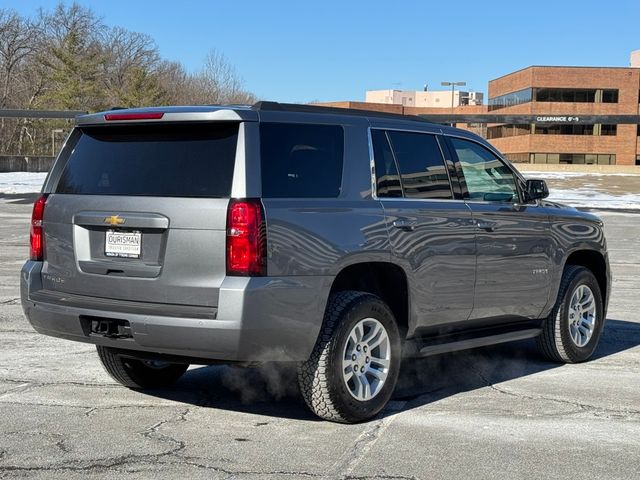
xmin=104 ymin=215 xmax=125 ymax=226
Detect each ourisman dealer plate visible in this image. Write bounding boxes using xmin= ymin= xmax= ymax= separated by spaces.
xmin=105 ymin=230 xmax=142 ymax=258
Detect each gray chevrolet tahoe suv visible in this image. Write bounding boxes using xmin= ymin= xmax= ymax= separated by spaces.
xmin=21 ymin=102 xmax=611 ymax=423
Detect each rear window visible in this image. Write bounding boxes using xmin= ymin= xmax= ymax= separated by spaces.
xmin=260 ymin=123 xmax=344 ymax=198
xmin=54 ymin=123 xmax=238 ymax=197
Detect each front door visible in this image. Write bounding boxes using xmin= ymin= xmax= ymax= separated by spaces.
xmin=446 ymin=136 xmax=552 ymax=322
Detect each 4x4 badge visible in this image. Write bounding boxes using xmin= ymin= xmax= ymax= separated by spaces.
xmin=104 ymin=215 xmax=125 ymax=226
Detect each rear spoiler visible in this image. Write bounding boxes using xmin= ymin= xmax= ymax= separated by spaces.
xmin=77 ymin=106 xmax=258 ymax=126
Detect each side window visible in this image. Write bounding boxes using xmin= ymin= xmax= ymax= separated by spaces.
xmin=450 ymin=137 xmax=519 ymax=202
xmin=260 ymin=123 xmax=344 ymax=198
xmin=371 ymin=130 xmax=402 ymax=198
xmin=386 ymin=131 xmax=452 ymax=199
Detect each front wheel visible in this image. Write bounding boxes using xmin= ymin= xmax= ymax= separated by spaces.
xmin=96 ymin=346 xmax=189 ymax=389
xmin=297 ymin=291 xmax=401 ymax=423
xmin=536 ymin=265 xmax=604 ymax=363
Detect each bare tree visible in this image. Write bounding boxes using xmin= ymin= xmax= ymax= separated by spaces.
xmin=157 ymin=60 xmax=190 ymax=104
xmin=37 ymin=2 xmax=107 ymax=111
xmin=188 ymin=49 xmax=256 ymax=105
xmin=0 ymin=4 xmax=257 ymax=156
xmin=101 ymin=26 xmax=162 ymax=106
xmin=0 ymin=9 xmax=38 ymax=108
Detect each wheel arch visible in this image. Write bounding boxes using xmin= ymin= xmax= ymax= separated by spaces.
xmin=328 ymin=262 xmax=410 ymax=337
xmin=563 ymin=249 xmax=608 ymax=306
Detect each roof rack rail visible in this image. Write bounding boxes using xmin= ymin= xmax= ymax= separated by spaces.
xmin=252 ymin=101 xmax=433 ymax=123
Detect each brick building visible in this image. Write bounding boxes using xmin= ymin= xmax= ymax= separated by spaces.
xmin=314 ymin=101 xmax=489 ymax=138
xmin=318 ymin=51 xmax=640 ymax=167
xmin=487 ymin=65 xmax=640 ymax=166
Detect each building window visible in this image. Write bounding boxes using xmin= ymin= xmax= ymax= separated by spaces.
xmin=533 ymin=124 xmax=616 ymax=136
xmin=636 ymin=155 xmax=640 ymax=166
xmin=532 ymin=153 xmax=615 ymax=165
xmin=488 ymin=88 xmax=532 ymax=111
xmin=486 ymin=124 xmax=531 ymax=139
xmin=504 ymin=153 xmax=529 ymax=163
xmin=602 ymin=89 xmax=619 ymax=102
xmin=534 ymin=88 xmax=618 ymax=103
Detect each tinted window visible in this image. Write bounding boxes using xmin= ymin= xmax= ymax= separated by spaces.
xmin=55 ymin=123 xmax=238 ymax=197
xmin=488 ymin=88 xmax=532 ymax=111
xmin=260 ymin=123 xmax=343 ymax=198
xmin=534 ymin=88 xmax=619 ymax=104
xmin=386 ymin=131 xmax=452 ymax=199
xmin=450 ymin=138 xmax=519 ymax=202
xmin=602 ymin=89 xmax=619 ymax=103
xmin=371 ymin=130 xmax=402 ymax=198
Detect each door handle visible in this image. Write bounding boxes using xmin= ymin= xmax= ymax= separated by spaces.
xmin=476 ymin=220 xmax=497 ymax=232
xmin=392 ymin=220 xmax=417 ymax=231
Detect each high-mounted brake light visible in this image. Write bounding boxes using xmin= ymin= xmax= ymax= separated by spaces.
xmin=226 ymin=199 xmax=266 ymax=276
xmin=30 ymin=194 xmax=48 ymax=261
xmin=104 ymin=112 xmax=164 ymax=121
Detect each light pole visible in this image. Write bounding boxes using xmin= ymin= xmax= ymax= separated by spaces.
xmin=441 ymin=81 xmax=466 ymax=113
xmin=51 ymin=129 xmax=63 ymax=157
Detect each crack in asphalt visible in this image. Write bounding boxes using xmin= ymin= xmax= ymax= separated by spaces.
xmin=0 ymin=399 xmax=188 ymax=412
xmin=324 ymin=401 xmax=407 ymax=480
xmin=0 ymin=401 xmax=408 ymax=478
xmin=0 ymin=377 xmax=119 ymax=388
xmin=0 ymin=298 xmax=19 ymax=305
xmin=0 ymin=408 xmax=191 ymax=475
xmin=162 ymin=457 xmax=321 ymax=478
xmin=468 ymin=364 xmax=640 ymax=418
xmin=344 ymin=475 xmax=418 ymax=480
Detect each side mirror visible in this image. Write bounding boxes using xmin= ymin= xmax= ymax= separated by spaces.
xmin=526 ymin=179 xmax=549 ymax=201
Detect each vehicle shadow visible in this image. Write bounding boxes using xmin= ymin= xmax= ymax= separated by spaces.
xmin=139 ymin=318 xmax=639 ymax=422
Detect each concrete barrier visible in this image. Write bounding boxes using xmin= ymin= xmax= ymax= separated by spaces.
xmin=0 ymin=156 xmax=54 ymax=173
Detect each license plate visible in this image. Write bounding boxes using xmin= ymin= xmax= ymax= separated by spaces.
xmin=105 ymin=230 xmax=142 ymax=258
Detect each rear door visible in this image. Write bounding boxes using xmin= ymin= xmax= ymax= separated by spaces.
xmin=446 ymin=135 xmax=552 ymax=321
xmin=371 ymin=128 xmax=476 ymax=334
xmin=40 ymin=122 xmax=240 ymax=307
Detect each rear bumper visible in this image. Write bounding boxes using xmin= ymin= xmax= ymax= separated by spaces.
xmin=21 ymin=261 xmax=332 ymax=362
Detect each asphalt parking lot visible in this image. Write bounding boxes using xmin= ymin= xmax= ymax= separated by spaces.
xmin=0 ymin=193 xmax=639 ymax=479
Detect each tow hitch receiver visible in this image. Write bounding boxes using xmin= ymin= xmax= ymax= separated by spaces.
xmin=87 ymin=317 xmax=132 ymax=338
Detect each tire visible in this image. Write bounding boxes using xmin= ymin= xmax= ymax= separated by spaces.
xmin=96 ymin=346 xmax=189 ymax=389
xmin=297 ymin=291 xmax=401 ymax=423
xmin=536 ymin=265 xmax=604 ymax=363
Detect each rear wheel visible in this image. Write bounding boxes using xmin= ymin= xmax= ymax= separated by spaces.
xmin=536 ymin=265 xmax=604 ymax=363
xmin=297 ymin=291 xmax=401 ymax=423
xmin=96 ymin=346 xmax=189 ymax=389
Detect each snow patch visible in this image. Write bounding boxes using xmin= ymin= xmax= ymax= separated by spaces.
xmin=546 ymin=189 xmax=640 ymax=210
xmin=0 ymin=172 xmax=47 ymax=194
xmin=524 ymin=171 xmax=640 ymax=180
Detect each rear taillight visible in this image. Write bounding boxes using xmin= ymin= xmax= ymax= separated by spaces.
xmin=30 ymin=194 xmax=48 ymax=261
xmin=226 ymin=199 xmax=266 ymax=276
